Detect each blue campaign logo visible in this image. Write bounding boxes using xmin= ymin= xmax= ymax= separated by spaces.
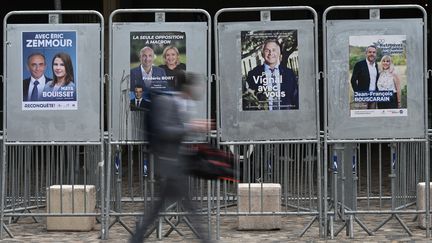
xmin=332 ymin=155 xmax=338 ymax=171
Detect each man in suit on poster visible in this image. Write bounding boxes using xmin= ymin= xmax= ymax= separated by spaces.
xmin=23 ymin=52 xmax=52 ymax=101
xmin=130 ymin=46 xmax=167 ymax=100
xmin=130 ymin=84 xmax=146 ymax=111
xmin=245 ymin=38 xmax=298 ymax=110
xmin=350 ymin=45 xmax=380 ymax=108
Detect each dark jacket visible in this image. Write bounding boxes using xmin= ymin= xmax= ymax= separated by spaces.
xmin=23 ymin=76 xmax=52 ymax=101
xmin=149 ymin=92 xmax=188 ymax=177
xmin=246 ymin=64 xmax=298 ymax=110
xmin=130 ymin=98 xmax=146 ymax=111
xmin=350 ymin=59 xmax=379 ymax=92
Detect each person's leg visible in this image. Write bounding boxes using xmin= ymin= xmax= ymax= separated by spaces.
xmin=180 ymin=196 xmax=210 ymax=242
xmin=130 ymin=178 xmax=169 ymax=243
xmin=171 ymin=175 xmax=210 ymax=242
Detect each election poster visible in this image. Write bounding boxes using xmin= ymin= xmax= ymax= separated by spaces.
xmin=129 ymin=31 xmax=186 ymax=111
xmin=241 ymin=30 xmax=299 ymax=111
xmin=349 ymin=35 xmax=407 ymax=117
xmin=22 ymin=31 xmax=77 ymax=110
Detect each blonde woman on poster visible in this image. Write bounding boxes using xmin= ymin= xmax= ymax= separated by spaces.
xmin=377 ymin=55 xmax=401 ymax=109
xmin=159 ymin=46 xmax=186 ymax=74
xmin=159 ymin=45 xmax=186 ymax=89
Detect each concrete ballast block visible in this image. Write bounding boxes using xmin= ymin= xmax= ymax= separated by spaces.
xmin=417 ymin=182 xmax=432 ymax=229
xmin=238 ymin=183 xmax=281 ymax=230
xmin=46 ymin=185 xmax=96 ymax=231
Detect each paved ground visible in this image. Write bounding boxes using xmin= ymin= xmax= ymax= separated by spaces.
xmin=2 ymin=203 xmax=432 ymax=243
xmin=2 ymin=144 xmax=428 ymax=242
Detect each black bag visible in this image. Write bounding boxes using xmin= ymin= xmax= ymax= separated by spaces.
xmin=187 ymin=144 xmax=238 ymax=182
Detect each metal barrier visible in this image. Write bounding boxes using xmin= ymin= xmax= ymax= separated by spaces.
xmin=107 ymin=8 xmax=212 ymax=240
xmin=323 ymin=5 xmax=429 ymax=239
xmin=1 ymin=10 xmax=104 ymax=239
xmin=327 ymin=141 xmax=427 ymax=238
xmin=216 ymin=142 xmax=321 ymax=237
xmin=106 ymin=144 xmax=215 ymax=239
xmin=2 ymin=145 xmax=102 ymax=233
xmin=1 ymin=4 xmax=432 ymax=242
xmin=214 ymin=6 xmax=322 ymax=239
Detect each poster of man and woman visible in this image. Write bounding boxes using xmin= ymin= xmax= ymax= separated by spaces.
xmin=129 ymin=31 xmax=186 ymax=111
xmin=22 ymin=31 xmax=77 ymax=110
xmin=349 ymin=34 xmax=407 ymax=117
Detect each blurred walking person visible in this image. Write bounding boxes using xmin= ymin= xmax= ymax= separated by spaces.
xmin=130 ymin=71 xmax=210 ymax=243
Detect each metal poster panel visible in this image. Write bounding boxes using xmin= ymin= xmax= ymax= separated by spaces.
xmin=129 ymin=32 xmax=186 ymax=108
xmin=349 ymin=35 xmax=407 ymax=117
xmin=111 ymin=23 xmax=208 ymax=142
xmin=326 ymin=19 xmax=424 ymax=139
xmin=241 ymin=30 xmax=299 ymax=111
xmin=22 ymin=31 xmax=77 ymax=110
xmin=218 ymin=20 xmax=317 ymax=142
xmin=6 ymin=24 xmax=102 ymax=142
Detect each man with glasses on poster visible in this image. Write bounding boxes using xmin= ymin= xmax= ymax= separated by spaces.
xmin=23 ymin=52 xmax=52 ymax=101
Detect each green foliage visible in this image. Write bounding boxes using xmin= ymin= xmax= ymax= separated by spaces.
xmin=349 ymin=46 xmax=364 ymax=70
xmin=401 ymin=85 xmax=407 ymax=108
xmin=349 ymin=55 xmax=363 ymax=70
xmin=241 ymin=30 xmax=297 ymax=65
xmin=349 ymin=45 xmax=406 ymax=70
xmin=390 ymin=54 xmax=406 ymax=66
